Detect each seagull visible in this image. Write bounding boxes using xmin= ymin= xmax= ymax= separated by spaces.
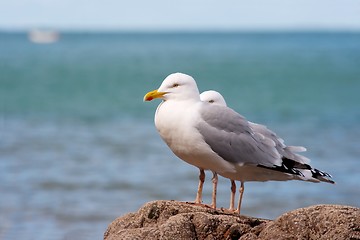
xmin=144 ymin=73 xmax=335 ymax=214
xmin=200 ymin=90 xmax=322 ymax=212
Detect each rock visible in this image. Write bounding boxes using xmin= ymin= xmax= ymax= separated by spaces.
xmin=104 ymin=200 xmax=269 ymax=240
xmin=104 ymin=200 xmax=360 ymax=240
xmin=260 ymin=204 xmax=360 ymax=240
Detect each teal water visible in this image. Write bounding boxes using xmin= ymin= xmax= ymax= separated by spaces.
xmin=1 ymin=32 xmax=360 ymax=239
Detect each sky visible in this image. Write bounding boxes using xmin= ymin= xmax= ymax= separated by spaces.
xmin=1 ymin=0 xmax=360 ymax=31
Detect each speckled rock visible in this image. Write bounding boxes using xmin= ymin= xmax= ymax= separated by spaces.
xmin=260 ymin=204 xmax=360 ymax=240
xmin=104 ymin=200 xmax=360 ymax=240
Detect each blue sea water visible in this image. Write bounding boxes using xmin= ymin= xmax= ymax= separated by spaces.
xmin=0 ymin=32 xmax=360 ymax=239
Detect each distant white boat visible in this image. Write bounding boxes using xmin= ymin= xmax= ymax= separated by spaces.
xmin=28 ymin=29 xmax=60 ymax=44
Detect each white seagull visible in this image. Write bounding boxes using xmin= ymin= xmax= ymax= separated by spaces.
xmin=144 ymin=73 xmax=335 ymax=214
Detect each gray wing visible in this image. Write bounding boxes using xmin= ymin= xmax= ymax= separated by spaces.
xmin=249 ymin=122 xmax=310 ymax=164
xmin=196 ymin=104 xmax=282 ymax=167
xmin=196 ymin=104 xmax=334 ymax=184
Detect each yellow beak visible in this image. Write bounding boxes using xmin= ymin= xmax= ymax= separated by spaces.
xmin=143 ymin=89 xmax=167 ymax=101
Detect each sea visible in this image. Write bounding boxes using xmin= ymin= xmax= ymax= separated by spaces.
xmin=0 ymin=31 xmax=359 ymax=240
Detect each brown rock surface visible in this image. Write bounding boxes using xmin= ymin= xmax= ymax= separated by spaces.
xmin=104 ymin=200 xmax=360 ymax=240
xmin=260 ymin=204 xmax=360 ymax=240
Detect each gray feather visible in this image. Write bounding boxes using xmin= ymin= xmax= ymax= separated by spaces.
xmin=196 ymin=104 xmax=282 ymax=167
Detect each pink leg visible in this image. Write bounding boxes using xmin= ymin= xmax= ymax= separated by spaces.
xmin=236 ymin=181 xmax=245 ymax=214
xmin=195 ymin=169 xmax=205 ymax=204
xmin=229 ymin=180 xmax=236 ymax=211
xmin=211 ymin=171 xmax=218 ymax=208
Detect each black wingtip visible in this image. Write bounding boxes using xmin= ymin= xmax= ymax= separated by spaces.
xmin=311 ymin=168 xmax=335 ymax=184
xmin=322 ymin=177 xmax=336 ymax=184
xmin=257 ymin=157 xmax=335 ymax=184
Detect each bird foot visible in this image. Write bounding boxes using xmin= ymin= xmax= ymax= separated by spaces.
xmin=185 ymin=201 xmax=213 ymax=209
xmin=219 ymin=207 xmax=241 ymax=215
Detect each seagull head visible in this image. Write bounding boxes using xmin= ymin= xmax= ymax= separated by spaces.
xmin=144 ymin=73 xmax=200 ymax=102
xmin=200 ymin=90 xmax=227 ymax=106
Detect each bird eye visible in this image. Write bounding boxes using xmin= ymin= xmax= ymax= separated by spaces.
xmin=172 ymin=83 xmax=179 ymax=88
xmin=209 ymin=100 xmax=214 ymax=103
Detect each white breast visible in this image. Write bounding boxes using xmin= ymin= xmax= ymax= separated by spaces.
xmin=154 ymin=100 xmax=236 ymax=174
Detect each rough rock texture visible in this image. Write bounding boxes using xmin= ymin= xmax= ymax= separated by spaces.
xmin=104 ymin=200 xmax=360 ymax=240
xmin=260 ymin=204 xmax=360 ymax=240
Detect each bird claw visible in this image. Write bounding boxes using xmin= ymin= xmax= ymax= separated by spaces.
xmin=186 ymin=201 xmax=213 ymax=209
